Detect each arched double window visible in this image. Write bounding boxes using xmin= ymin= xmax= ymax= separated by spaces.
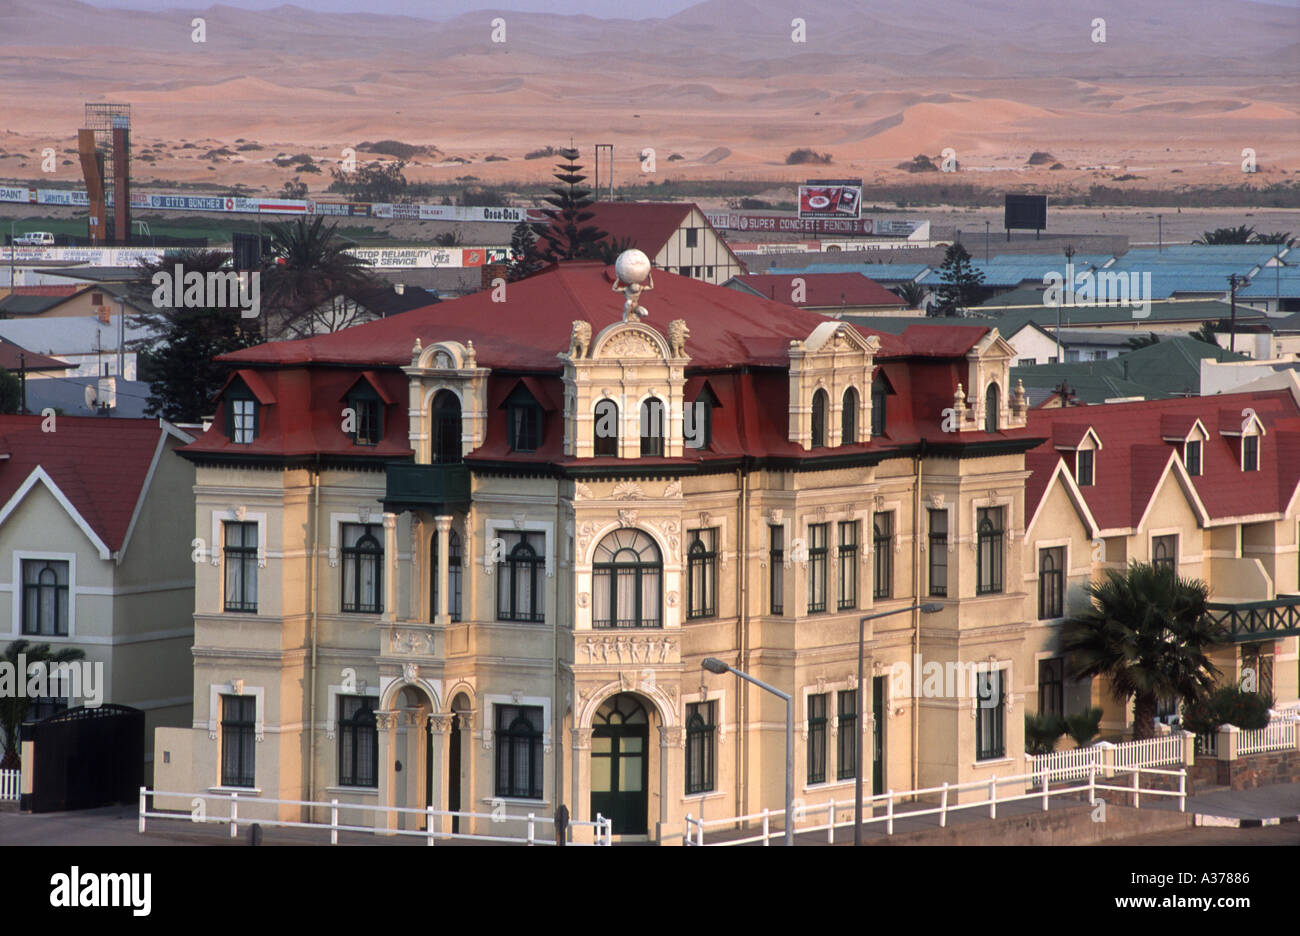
xmin=841 ymin=386 xmax=859 ymax=445
xmin=592 ymin=529 xmax=662 ymax=628
xmin=811 ymin=389 xmax=829 ymax=448
xmin=594 ymin=399 xmax=619 ymax=457
xmin=431 ymin=528 xmax=463 ymax=622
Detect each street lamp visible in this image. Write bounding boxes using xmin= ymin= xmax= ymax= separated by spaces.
xmin=854 ymin=602 xmax=943 ymax=846
xmin=702 ymin=657 xmax=794 ymax=845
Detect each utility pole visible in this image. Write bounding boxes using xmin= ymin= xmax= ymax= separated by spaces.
xmin=1228 ymin=273 xmax=1240 ymax=354
xmin=984 ymin=220 xmax=990 ymax=263
xmin=18 ymin=352 xmax=27 ymax=415
xmin=1058 ymin=245 xmax=1075 ymax=363
xmin=1157 ymin=214 xmax=1163 ymax=252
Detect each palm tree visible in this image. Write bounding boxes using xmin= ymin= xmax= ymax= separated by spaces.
xmin=1 ymin=640 xmax=87 ymax=768
xmin=1189 ymin=321 xmax=1221 ymax=346
xmin=259 ymin=216 xmax=381 ymax=339
xmin=892 ymin=280 xmax=927 ymax=310
xmin=1193 ymin=225 xmax=1254 ymax=245
xmin=587 ymin=235 xmax=638 ymax=266
xmin=1060 ymin=562 xmax=1225 ymax=740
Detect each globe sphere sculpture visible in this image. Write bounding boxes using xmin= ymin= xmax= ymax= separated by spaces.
xmin=614 ymin=248 xmax=652 ymax=285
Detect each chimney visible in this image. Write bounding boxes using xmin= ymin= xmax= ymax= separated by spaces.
xmin=97 ymin=307 xmax=111 ymax=324
xmin=394 ymin=283 xmax=405 ymax=296
xmin=97 ymin=375 xmax=117 ymax=411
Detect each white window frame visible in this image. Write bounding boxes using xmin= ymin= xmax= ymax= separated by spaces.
xmin=11 ymin=550 xmax=78 ymax=639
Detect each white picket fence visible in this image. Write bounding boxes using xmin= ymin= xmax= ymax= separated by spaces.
xmin=1027 ymin=733 xmax=1186 ymax=782
xmin=139 ymin=788 xmax=613 ymax=846
xmin=1239 ymin=718 xmax=1297 ymax=756
xmin=0 ymin=769 xmax=19 ymax=801
xmin=684 ymin=763 xmax=1186 ymax=845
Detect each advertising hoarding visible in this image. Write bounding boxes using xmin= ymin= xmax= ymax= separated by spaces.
xmin=798 ymin=180 xmax=863 ymax=219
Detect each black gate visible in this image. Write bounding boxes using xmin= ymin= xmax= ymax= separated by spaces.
xmin=21 ymin=704 xmax=144 ymax=812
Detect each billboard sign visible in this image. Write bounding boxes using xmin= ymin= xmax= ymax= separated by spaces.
xmin=0 ymin=186 xmax=32 ymax=203
xmin=1004 ymin=194 xmax=1048 ymax=231
xmin=798 ymin=180 xmax=863 ymax=219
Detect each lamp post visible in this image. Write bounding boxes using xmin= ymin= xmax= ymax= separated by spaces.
xmin=702 ymin=657 xmax=793 ymax=845
xmin=855 ymin=602 xmax=943 ymax=846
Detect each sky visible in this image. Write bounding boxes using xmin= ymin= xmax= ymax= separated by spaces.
xmin=76 ymin=0 xmax=702 ymax=17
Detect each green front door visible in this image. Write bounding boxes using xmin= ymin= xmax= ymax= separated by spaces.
xmin=590 ymin=695 xmax=649 ymax=835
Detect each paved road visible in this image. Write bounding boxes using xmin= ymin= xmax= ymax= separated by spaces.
xmin=1101 ymin=824 xmax=1300 ymax=846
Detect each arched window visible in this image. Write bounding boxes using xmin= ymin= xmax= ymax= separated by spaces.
xmin=984 ymin=383 xmax=1000 ymax=433
xmin=431 ymin=390 xmax=462 ymax=464
xmin=811 ymin=389 xmax=829 ymax=449
xmin=640 ymin=397 xmax=665 ymax=457
xmin=495 ymin=705 xmax=543 ymax=799
xmin=497 ymin=533 xmax=544 ymax=622
xmin=337 ymin=695 xmax=377 ymax=787
xmin=841 ymin=386 xmax=859 ymax=445
xmin=592 ymin=529 xmax=662 ymax=628
xmin=871 ymin=374 xmax=888 ymax=437
xmin=594 ymin=399 xmax=619 ymax=457
xmin=431 ymin=528 xmax=463 ymax=622
xmin=341 ymin=523 xmax=382 ymax=613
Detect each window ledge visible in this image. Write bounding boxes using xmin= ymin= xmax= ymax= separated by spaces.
xmin=207 ymin=785 xmax=262 ymax=795
xmin=324 ymin=786 xmax=378 ymax=796
xmin=802 ymin=779 xmax=859 ymax=794
xmin=970 ymin=757 xmax=1015 ymax=770
xmin=682 ymin=790 xmax=727 ymax=803
xmin=480 ymin=796 xmax=549 ymax=809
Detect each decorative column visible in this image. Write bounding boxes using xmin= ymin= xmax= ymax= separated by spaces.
xmin=457 ymin=709 xmax=476 ymax=834
xmin=428 ymin=713 xmax=453 ymax=835
xmin=403 ymin=709 xmax=424 ymax=831
xmin=434 ymin=515 xmax=452 ymax=625
xmin=410 ymin=516 xmax=424 ymax=623
xmin=657 ymin=725 xmax=684 ymax=845
xmin=383 ymin=513 xmax=399 ymax=623
xmin=571 ymin=727 xmax=592 ymax=839
xmin=374 ymin=710 xmax=399 ymax=833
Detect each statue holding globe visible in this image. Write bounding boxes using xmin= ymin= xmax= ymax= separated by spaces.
xmin=613 ymin=249 xmax=654 ymax=322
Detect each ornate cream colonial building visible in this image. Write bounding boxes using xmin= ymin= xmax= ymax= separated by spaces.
xmin=152 ymin=258 xmax=1300 ymax=842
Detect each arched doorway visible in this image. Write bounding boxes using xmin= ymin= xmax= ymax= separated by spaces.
xmin=448 ymin=692 xmax=470 ymax=834
xmin=591 ymin=694 xmax=649 ymax=834
xmin=431 ymin=390 xmax=462 ymax=464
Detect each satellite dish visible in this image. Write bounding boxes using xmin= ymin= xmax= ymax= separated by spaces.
xmin=614 ymin=249 xmax=651 ymax=286
xmin=85 ymin=384 xmax=98 ymax=409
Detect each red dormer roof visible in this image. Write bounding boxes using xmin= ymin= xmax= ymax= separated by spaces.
xmin=579 ymin=202 xmax=697 ymax=255
xmin=0 ymin=337 xmax=72 ymax=373
xmin=0 ymin=416 xmax=190 ymax=556
xmin=1021 ymin=390 xmax=1300 ymax=530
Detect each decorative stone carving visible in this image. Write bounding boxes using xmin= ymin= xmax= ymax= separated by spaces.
xmin=229 ymin=679 xmax=245 ymax=695
xmin=375 ymin=711 xmax=398 ymax=731
xmin=429 ymin=713 xmax=453 ymax=733
xmin=666 ymin=590 xmax=679 ymax=607
xmin=768 ymin=508 xmax=783 ymax=525
xmin=927 ymin=492 xmax=945 ymax=510
xmin=619 ymin=671 xmax=636 ymax=692
xmin=574 ymin=481 xmax=594 ymax=500
xmin=667 ymin=319 xmax=690 ymax=357
xmin=814 ymin=505 xmax=828 ymax=523
xmin=570 ymin=320 xmax=592 ymax=358
xmin=358 ymin=505 xmax=372 ymax=523
xmin=662 ymin=480 xmax=682 ymax=498
xmin=464 ymin=341 xmax=476 ymax=368
xmin=602 ymin=331 xmax=659 ymax=359
xmin=611 ymin=481 xmax=646 ymax=500
xmin=698 ymin=511 xmax=711 ymax=528
xmin=230 ymin=505 xmax=246 ymax=522
xmin=572 ymin=727 xmax=593 ymax=750
xmin=577 ymin=592 xmax=590 ymax=609
xmin=657 ymin=519 xmax=681 ymax=558
xmin=579 ymin=635 xmax=677 ymax=666
xmin=618 ymin=509 xmax=638 ymax=528
xmin=403 ymin=663 xmax=419 ymax=683
xmin=512 ymin=512 xmax=527 ymax=529
xmin=576 ymin=521 xmax=599 ymax=557
xmin=410 ymin=337 xmax=422 ymax=366
xmin=659 ymin=726 xmax=685 ymax=748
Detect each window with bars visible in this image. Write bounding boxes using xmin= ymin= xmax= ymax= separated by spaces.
xmin=430 ymin=528 xmax=463 ymax=622
xmin=807 ymin=693 xmax=827 ymax=784
xmin=769 ymin=524 xmax=784 ymax=616
xmin=494 ymin=704 xmax=544 ymax=799
xmin=337 ymin=695 xmax=378 ymax=787
xmin=841 ymin=387 xmax=859 ymax=445
xmin=592 ymin=529 xmax=662 ymax=628
xmin=21 ymin=559 xmax=69 ymax=636
xmin=1152 ymin=534 xmax=1177 ymax=574
xmin=1076 ymin=449 xmax=1094 ymax=487
xmin=640 ymin=397 xmax=665 ymax=457
xmin=928 ymin=509 xmax=947 ymax=598
xmin=873 ymin=512 xmax=893 ymax=600
xmin=837 ymin=690 xmax=857 ymax=781
xmin=685 ymin=701 xmax=716 ymax=794
xmin=223 ymin=521 xmax=258 ymax=613
xmin=976 ymin=507 xmax=1003 ymax=595
xmin=1038 ymin=547 xmax=1064 ymax=619
xmin=1038 ymin=659 xmax=1064 ymax=720
xmin=686 ymin=528 xmax=717 ymax=619
xmin=593 ymin=399 xmax=618 ymax=456
xmin=807 ymin=523 xmax=828 ymax=614
xmin=975 ymin=670 xmax=1005 ymax=761
xmin=837 ymin=521 xmax=858 ymax=611
xmin=1185 ymin=439 xmax=1202 ymax=476
xmin=810 ymin=390 xmax=828 ymax=449
xmin=221 ymin=695 xmax=257 ymax=788
xmin=497 ymin=531 xmax=545 ymax=622
xmin=340 ymin=523 xmax=383 ymax=613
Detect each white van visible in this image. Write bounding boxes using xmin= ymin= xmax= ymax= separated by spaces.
xmin=14 ymin=232 xmax=55 ymax=246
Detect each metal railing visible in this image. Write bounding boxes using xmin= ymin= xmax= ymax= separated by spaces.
xmin=0 ymin=768 xmax=19 ymax=802
xmin=138 ymin=789 xmax=612 ymax=845
xmin=684 ymin=764 xmax=1186 ymax=846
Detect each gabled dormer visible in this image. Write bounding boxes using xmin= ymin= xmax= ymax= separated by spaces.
xmin=787 ymin=321 xmax=880 ymax=450
xmin=403 ymin=338 xmax=490 ymax=464
xmin=1219 ymin=407 xmax=1266 ymax=473
xmin=217 ymin=370 xmax=276 ymax=445
xmin=340 ymin=372 xmax=395 ymax=446
xmin=1160 ymin=414 xmax=1208 ymax=477
xmin=1052 ymin=423 xmax=1102 ymax=488
xmin=950 ymin=329 xmax=1029 ymax=433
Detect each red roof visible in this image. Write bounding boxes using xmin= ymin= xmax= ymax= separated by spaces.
xmin=9 ymin=285 xmax=82 ymax=297
xmin=0 ymin=338 xmax=72 ymax=373
xmin=577 ymin=202 xmax=696 ymax=255
xmin=731 ymin=273 xmax=904 ymax=310
xmin=1021 ymin=389 xmax=1300 ymax=529
xmin=185 ymin=262 xmax=997 ymax=464
xmin=0 ymin=416 xmax=179 ymax=553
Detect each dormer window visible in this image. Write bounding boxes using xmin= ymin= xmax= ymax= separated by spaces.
xmin=228 ymin=394 xmax=257 ymax=444
xmin=810 ymin=389 xmax=828 ymax=449
xmin=984 ymin=383 xmax=1000 ymax=433
xmin=1076 ymin=449 xmax=1094 ymax=487
xmin=685 ymin=385 xmax=717 ymax=450
xmin=871 ymin=374 xmax=888 ymax=437
xmin=1185 ymin=439 xmax=1202 ymax=476
xmin=1243 ymin=434 xmax=1259 ymax=472
xmin=347 ymin=384 xmax=382 ymax=446
xmin=506 ymin=385 xmax=542 ymax=453
xmin=841 ymin=386 xmax=859 ymax=445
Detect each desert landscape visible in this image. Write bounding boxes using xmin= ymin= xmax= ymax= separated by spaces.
xmin=0 ymin=0 xmax=1296 ymax=201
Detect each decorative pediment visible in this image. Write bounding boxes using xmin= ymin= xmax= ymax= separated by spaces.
xmin=799 ymin=321 xmax=881 ymax=356
xmin=590 ymin=321 xmax=672 ymax=361
xmin=414 ymin=340 xmax=474 ymax=372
